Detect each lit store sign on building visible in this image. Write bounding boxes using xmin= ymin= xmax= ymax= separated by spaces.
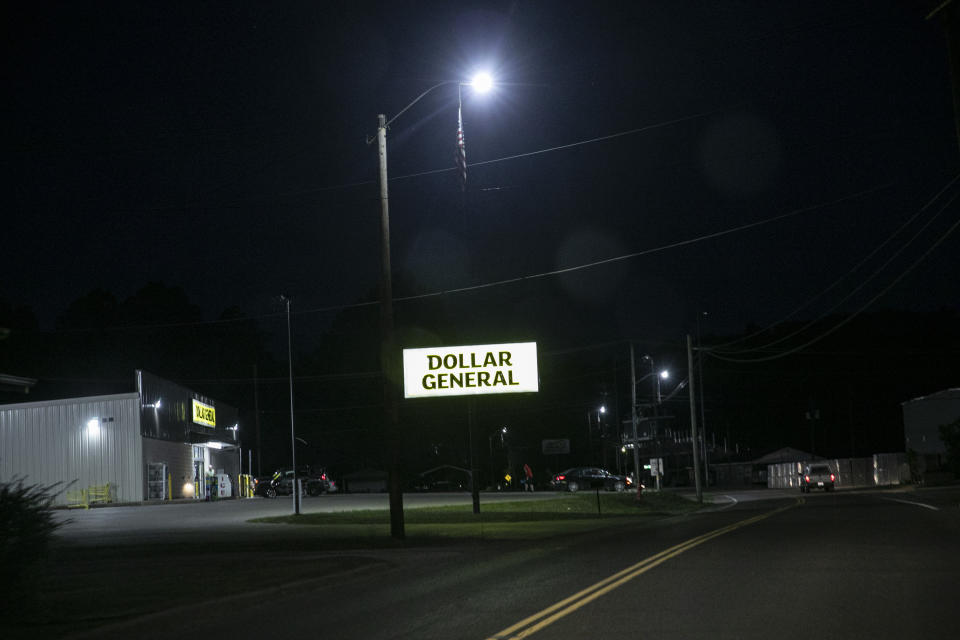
xmin=403 ymin=342 xmax=539 ymax=399
xmin=191 ymin=399 xmax=216 ymax=427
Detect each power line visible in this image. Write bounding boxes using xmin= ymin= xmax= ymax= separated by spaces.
xmin=61 ymin=108 xmax=723 ymax=225
xmin=38 ymin=181 xmax=893 ymax=335
xmin=707 ymin=195 xmax=960 ymax=363
xmin=710 ymin=174 xmax=960 ymax=350
xmin=37 ymin=371 xmax=381 ymax=385
xmin=387 ymin=182 xmax=892 ymax=303
xmin=389 ymin=109 xmax=722 ymax=183
xmin=713 ymin=177 xmax=960 ymax=354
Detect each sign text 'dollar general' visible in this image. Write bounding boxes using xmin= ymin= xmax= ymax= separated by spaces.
xmin=402 ymin=342 xmax=539 ymax=398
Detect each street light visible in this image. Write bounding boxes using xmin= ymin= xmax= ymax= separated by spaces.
xmin=641 ymin=355 xmax=670 ymax=405
xmin=470 ymin=71 xmax=494 ymax=93
xmin=658 ymin=369 xmax=669 ymax=404
xmin=373 ymin=74 xmax=495 ymax=539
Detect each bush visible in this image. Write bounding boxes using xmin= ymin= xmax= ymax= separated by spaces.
xmin=0 ymin=478 xmax=66 ymax=618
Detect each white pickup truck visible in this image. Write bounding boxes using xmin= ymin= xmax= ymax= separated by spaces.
xmin=800 ymin=464 xmax=835 ymax=493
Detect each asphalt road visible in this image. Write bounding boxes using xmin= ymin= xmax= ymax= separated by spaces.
xmin=59 ymin=487 xmax=960 ymax=640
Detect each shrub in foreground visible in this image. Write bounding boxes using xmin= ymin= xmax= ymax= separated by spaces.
xmin=0 ymin=478 xmax=65 ymax=618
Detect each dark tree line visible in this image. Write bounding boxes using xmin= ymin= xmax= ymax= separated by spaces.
xmin=3 ymin=285 xmax=959 ymax=481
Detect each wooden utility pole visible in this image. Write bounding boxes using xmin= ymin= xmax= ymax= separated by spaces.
xmin=629 ymin=343 xmax=641 ymax=485
xmin=377 ymin=113 xmax=405 ymax=540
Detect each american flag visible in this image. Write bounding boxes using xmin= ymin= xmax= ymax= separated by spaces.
xmin=456 ymin=106 xmax=466 ymax=191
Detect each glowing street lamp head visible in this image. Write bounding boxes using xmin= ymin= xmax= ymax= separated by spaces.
xmin=660 ymin=370 xmax=670 ymax=379
xmin=599 ymin=405 xmax=607 ymax=414
xmin=470 ymin=71 xmax=494 ymax=93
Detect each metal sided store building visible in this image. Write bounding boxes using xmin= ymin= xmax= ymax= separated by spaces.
xmin=0 ymin=370 xmax=242 ymax=505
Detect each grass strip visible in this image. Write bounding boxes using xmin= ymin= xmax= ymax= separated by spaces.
xmin=252 ymin=491 xmax=701 ymax=532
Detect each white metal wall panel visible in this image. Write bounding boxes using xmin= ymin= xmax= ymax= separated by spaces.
xmin=902 ymin=390 xmax=960 ymax=455
xmin=767 ymin=456 xmax=906 ymax=489
xmin=0 ymin=393 xmax=143 ymax=506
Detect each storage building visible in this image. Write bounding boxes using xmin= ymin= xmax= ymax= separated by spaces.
xmin=0 ymin=370 xmax=241 ymax=506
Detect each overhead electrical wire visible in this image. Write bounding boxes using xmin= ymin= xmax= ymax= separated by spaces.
xmin=706 ymin=193 xmax=960 ymax=364
xmin=233 ymin=107 xmax=724 ymax=201
xmin=45 ymin=180 xmax=891 ymax=335
xmin=710 ymin=174 xmax=960 ymax=353
xmin=46 ymin=181 xmax=893 ymax=335
xmin=386 ymin=182 xmax=891 ymax=304
xmin=387 ymin=108 xmax=721 ymax=183
xmin=121 ymin=108 xmax=722 ymax=210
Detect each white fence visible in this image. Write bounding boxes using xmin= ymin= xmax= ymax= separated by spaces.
xmin=768 ymin=453 xmax=909 ymax=490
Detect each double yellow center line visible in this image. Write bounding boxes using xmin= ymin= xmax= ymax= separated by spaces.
xmin=486 ymin=502 xmax=796 ymax=640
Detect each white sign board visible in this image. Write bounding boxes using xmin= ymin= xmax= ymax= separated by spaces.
xmin=650 ymin=457 xmax=664 ymax=476
xmin=542 ymin=439 xmax=570 ymax=455
xmin=403 ymin=342 xmax=539 ymax=399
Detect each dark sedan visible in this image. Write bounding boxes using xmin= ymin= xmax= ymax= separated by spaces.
xmin=550 ymin=467 xmax=631 ymax=493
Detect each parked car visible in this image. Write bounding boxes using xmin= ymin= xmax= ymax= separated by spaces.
xmin=277 ymin=468 xmax=336 ymax=496
xmin=307 ymin=471 xmax=336 ymax=496
xmin=277 ymin=470 xmax=303 ymax=495
xmin=800 ymin=464 xmax=835 ymax=492
xmin=550 ymin=467 xmax=632 ymax=493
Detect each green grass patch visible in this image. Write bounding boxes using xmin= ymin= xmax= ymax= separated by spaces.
xmin=252 ymin=491 xmax=701 ymax=538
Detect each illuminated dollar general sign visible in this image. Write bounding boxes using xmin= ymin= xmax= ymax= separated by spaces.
xmin=192 ymin=399 xmax=216 ymax=427
xmin=403 ymin=342 xmax=539 ymax=399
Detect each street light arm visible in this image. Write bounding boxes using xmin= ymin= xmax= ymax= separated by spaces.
xmin=384 ymin=80 xmax=459 ymax=131
xmin=636 ymin=371 xmax=668 ymax=383
xmin=661 ymin=379 xmax=688 ymax=403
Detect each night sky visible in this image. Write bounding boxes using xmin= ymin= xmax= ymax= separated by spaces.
xmin=3 ymin=1 xmax=958 ymax=353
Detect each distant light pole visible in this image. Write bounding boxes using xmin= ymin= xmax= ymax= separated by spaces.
xmin=629 ymin=343 xmax=641 ymax=487
xmin=598 ymin=405 xmax=607 ymax=467
xmin=641 ymin=355 xmax=665 ymax=405
xmin=489 ymin=426 xmax=507 ymax=488
xmin=585 ymin=405 xmax=606 ymax=466
xmin=696 ymin=310 xmax=709 ymax=486
xmin=638 ymin=356 xmax=669 ymax=488
xmin=280 ymin=295 xmax=299 ymax=516
xmin=686 ymin=334 xmax=702 ymax=502
xmin=373 ymin=73 xmax=494 ymax=539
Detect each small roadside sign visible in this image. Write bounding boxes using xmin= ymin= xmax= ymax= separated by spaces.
xmin=650 ymin=458 xmax=663 ymax=476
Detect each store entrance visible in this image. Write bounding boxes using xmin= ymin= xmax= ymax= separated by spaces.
xmin=192 ymin=445 xmax=207 ymax=499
